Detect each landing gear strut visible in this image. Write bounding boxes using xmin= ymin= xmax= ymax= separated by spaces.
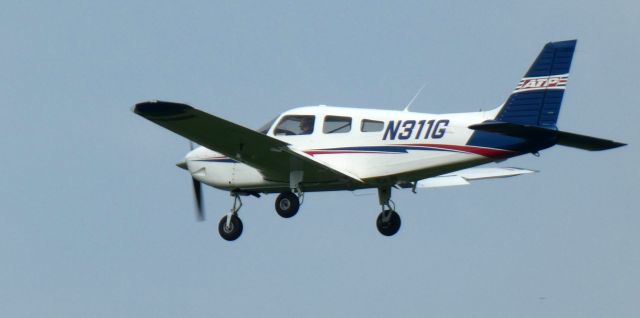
xmin=218 ymin=194 xmax=243 ymax=241
xmin=376 ymin=186 xmax=401 ymax=236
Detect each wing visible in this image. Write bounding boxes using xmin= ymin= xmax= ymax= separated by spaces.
xmin=133 ymin=101 xmax=363 ymax=184
xmin=414 ymin=167 xmax=536 ymax=188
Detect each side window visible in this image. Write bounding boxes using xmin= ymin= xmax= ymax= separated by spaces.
xmin=323 ymin=116 xmax=352 ymax=134
xmin=361 ymin=119 xmax=384 ymax=132
xmin=274 ymin=115 xmax=315 ymax=136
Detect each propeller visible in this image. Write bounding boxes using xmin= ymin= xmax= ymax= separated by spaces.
xmin=187 ymin=141 xmax=205 ymax=221
xmin=192 ymin=176 xmax=204 ymax=221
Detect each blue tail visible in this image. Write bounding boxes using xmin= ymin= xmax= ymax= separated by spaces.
xmin=468 ymin=40 xmax=625 ymax=153
xmin=495 ymin=40 xmax=577 ymax=128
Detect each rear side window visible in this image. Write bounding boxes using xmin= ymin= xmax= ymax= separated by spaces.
xmin=361 ymin=119 xmax=384 ymax=132
xmin=323 ymin=116 xmax=352 ymax=134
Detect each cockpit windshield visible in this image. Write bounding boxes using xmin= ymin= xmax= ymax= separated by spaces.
xmin=257 ymin=117 xmax=277 ymax=134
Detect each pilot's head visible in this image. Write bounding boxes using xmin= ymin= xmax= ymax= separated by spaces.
xmin=299 ymin=117 xmax=313 ymax=134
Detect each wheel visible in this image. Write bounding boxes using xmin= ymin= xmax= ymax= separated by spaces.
xmin=218 ymin=214 xmax=243 ymax=241
xmin=275 ymin=192 xmax=300 ymax=218
xmin=376 ymin=210 xmax=401 ymax=236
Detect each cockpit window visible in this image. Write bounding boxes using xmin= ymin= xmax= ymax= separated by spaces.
xmin=274 ymin=115 xmax=315 ymax=136
xmin=323 ymin=116 xmax=352 ymax=134
xmin=257 ymin=117 xmax=277 ymax=134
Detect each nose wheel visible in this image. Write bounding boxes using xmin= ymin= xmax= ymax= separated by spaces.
xmin=218 ymin=214 xmax=243 ymax=241
xmin=218 ymin=194 xmax=244 ymax=241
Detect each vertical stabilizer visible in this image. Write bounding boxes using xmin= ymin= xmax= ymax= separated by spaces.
xmin=495 ymin=40 xmax=577 ymax=128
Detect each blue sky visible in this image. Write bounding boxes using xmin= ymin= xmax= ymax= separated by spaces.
xmin=1 ymin=1 xmax=638 ymax=317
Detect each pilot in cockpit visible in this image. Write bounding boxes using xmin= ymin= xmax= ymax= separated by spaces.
xmin=299 ymin=117 xmax=314 ymax=135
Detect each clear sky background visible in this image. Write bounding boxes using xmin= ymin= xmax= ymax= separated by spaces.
xmin=1 ymin=1 xmax=638 ymax=317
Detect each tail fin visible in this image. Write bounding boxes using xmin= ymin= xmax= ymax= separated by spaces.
xmin=495 ymin=40 xmax=577 ymax=128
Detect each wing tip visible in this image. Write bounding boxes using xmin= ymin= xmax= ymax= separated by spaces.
xmin=611 ymin=141 xmax=628 ymax=149
xmin=132 ymin=100 xmax=194 ymax=117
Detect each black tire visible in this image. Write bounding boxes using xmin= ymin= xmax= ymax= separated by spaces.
xmin=376 ymin=210 xmax=401 ymax=236
xmin=218 ymin=214 xmax=243 ymax=241
xmin=275 ymin=192 xmax=300 ymax=218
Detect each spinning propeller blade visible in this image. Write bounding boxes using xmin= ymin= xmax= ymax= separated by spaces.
xmin=192 ymin=177 xmax=204 ymax=221
xmin=186 ymin=141 xmax=205 ymax=221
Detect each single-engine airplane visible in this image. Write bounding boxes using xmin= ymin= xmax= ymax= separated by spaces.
xmin=134 ymin=40 xmax=625 ymax=241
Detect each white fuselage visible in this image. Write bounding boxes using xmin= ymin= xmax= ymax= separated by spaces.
xmin=185 ymin=105 xmax=507 ymax=192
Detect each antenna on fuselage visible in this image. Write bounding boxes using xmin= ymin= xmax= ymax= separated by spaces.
xmin=403 ymin=83 xmax=427 ymax=112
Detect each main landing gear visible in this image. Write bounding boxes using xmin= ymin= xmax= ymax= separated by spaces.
xmin=275 ymin=170 xmax=304 ymax=218
xmin=376 ymin=186 xmax=401 ymax=236
xmin=275 ymin=191 xmax=301 ymax=218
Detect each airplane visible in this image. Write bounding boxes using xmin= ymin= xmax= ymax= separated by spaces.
xmin=133 ymin=40 xmax=626 ymax=241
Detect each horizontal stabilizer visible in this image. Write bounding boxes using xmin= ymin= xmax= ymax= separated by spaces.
xmin=415 ymin=167 xmax=536 ymax=188
xmin=469 ymin=121 xmax=626 ymax=151
xmin=554 ymin=130 xmax=627 ymax=151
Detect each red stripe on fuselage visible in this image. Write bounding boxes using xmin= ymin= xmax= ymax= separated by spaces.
xmin=402 ymin=144 xmax=514 ymax=157
xmin=305 ymin=150 xmax=391 ymax=156
xmin=304 ymin=144 xmax=514 ymax=158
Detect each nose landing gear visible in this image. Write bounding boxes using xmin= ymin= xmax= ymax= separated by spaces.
xmin=218 ymin=194 xmax=243 ymax=241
